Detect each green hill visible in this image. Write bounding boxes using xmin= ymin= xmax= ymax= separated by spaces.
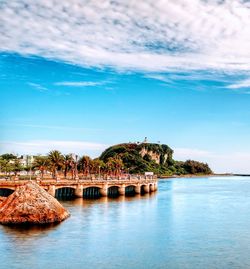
xmin=99 ymin=142 xmax=212 ymax=176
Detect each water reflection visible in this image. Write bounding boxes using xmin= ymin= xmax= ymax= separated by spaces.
xmin=1 ymin=177 xmax=250 ymax=269
xmin=1 ymin=223 xmax=59 ymax=235
xmin=58 ymin=191 xmax=157 ymax=207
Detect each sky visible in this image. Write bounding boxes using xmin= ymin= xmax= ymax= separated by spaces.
xmin=1 ymin=0 xmax=250 ymax=173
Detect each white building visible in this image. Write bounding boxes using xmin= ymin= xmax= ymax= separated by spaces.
xmin=19 ymin=155 xmax=35 ymax=167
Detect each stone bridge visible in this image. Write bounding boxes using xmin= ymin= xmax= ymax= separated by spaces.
xmin=0 ymin=177 xmax=158 ymax=199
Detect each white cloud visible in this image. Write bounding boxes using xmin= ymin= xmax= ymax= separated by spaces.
xmin=54 ymin=81 xmax=106 ymax=87
xmin=174 ymin=147 xmax=250 ymax=174
xmin=0 ymin=140 xmax=108 ymax=157
xmin=145 ymin=74 xmax=172 ymax=84
xmin=226 ymin=79 xmax=250 ymax=89
xmin=1 ymin=0 xmax=250 ymax=73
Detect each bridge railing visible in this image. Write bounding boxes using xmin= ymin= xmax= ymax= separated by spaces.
xmin=0 ymin=175 xmax=157 ymax=185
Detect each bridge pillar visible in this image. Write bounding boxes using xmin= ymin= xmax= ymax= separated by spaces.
xmin=118 ymin=184 xmax=125 ymax=196
xmin=154 ymin=182 xmax=158 ymax=191
xmin=135 ymin=185 xmax=141 ymax=194
xmin=75 ymin=185 xmax=83 ymax=198
xmin=150 ymin=184 xmax=155 ymax=192
xmin=100 ymin=184 xmax=108 ymax=197
xmin=48 ymin=185 xmax=55 ymax=197
xmin=143 ymin=184 xmax=150 ymax=193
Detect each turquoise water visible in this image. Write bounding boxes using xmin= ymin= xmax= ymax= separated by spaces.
xmin=1 ymin=176 xmax=250 ymax=269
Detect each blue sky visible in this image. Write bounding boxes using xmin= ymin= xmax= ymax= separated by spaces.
xmin=1 ymin=0 xmax=250 ymax=173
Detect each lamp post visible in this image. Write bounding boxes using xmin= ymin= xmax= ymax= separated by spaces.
xmin=28 ymin=155 xmax=32 ymax=181
xmin=98 ymin=166 xmax=101 ymax=180
xmin=29 ymin=165 xmax=31 ymax=181
xmin=75 ymin=154 xmax=78 ymax=180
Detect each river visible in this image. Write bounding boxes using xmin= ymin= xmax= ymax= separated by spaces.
xmin=1 ymin=176 xmax=250 ymax=269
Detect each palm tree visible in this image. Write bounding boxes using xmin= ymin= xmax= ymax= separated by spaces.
xmin=79 ymin=155 xmax=92 ymax=176
xmin=90 ymin=159 xmax=105 ymax=176
xmin=106 ymin=156 xmax=123 ymax=176
xmin=63 ymin=154 xmax=74 ymax=179
xmin=48 ymin=150 xmax=64 ymax=179
xmin=33 ymin=156 xmax=49 ymax=179
xmin=113 ymin=156 xmax=124 ymax=176
xmin=106 ymin=157 xmax=115 ymax=176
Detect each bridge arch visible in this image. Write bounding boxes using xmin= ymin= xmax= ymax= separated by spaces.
xmin=83 ymin=187 xmax=101 ymax=198
xmin=108 ymin=186 xmax=119 ymax=197
xmin=125 ymin=185 xmax=136 ymax=196
xmin=140 ymin=184 xmax=147 ymax=194
xmin=149 ymin=183 xmax=155 ymax=192
xmin=140 ymin=184 xmax=150 ymax=194
xmin=0 ymin=188 xmax=15 ymax=197
xmin=55 ymin=187 xmax=76 ymax=199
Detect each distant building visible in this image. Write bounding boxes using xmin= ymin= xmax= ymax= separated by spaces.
xmin=19 ymin=155 xmax=35 ymax=167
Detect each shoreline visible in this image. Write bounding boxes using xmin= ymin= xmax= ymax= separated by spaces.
xmin=159 ymin=173 xmax=235 ymax=179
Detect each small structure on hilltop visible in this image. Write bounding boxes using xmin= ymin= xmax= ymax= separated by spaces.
xmin=0 ymin=181 xmax=70 ymax=225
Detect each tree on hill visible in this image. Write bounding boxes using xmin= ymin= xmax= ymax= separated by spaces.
xmin=99 ymin=143 xmax=174 ymax=174
xmin=183 ymin=160 xmax=212 ymax=175
xmin=99 ymin=143 xmax=212 ymax=176
xmin=0 ymin=153 xmax=17 ymax=161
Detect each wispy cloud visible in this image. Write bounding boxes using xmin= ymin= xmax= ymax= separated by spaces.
xmin=174 ymin=148 xmax=213 ymax=159
xmin=226 ymin=79 xmax=250 ymax=89
xmin=55 ymin=81 xmax=106 ymax=87
xmin=1 ymin=1 xmax=250 ymax=72
xmin=0 ymin=123 xmax=102 ymax=133
xmin=0 ymin=140 xmax=108 ymax=157
xmin=28 ymin=82 xmax=48 ymax=92
xmin=145 ymin=74 xmax=172 ymax=84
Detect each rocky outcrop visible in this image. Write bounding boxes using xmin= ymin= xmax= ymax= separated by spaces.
xmin=0 ymin=181 xmax=70 ymax=225
xmin=99 ymin=142 xmax=174 ymax=174
xmin=140 ymin=148 xmax=162 ymax=164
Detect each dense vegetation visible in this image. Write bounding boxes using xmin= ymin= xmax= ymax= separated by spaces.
xmin=0 ymin=143 xmax=212 ymax=178
xmin=0 ymin=151 xmax=123 ymax=178
xmin=100 ymin=143 xmax=212 ymax=176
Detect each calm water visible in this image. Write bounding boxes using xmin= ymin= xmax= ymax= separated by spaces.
xmin=1 ymin=176 xmax=250 ymax=269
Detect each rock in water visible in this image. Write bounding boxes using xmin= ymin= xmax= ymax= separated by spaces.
xmin=0 ymin=181 xmax=70 ymax=225
xmin=0 ymin=197 xmax=6 ymax=205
